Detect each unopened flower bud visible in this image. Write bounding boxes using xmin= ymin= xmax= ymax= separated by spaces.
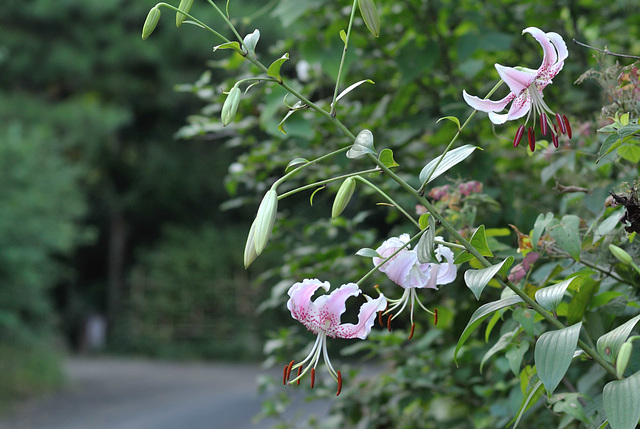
xmin=332 ymin=177 xmax=356 ymax=219
xmin=176 ymin=0 xmax=194 ymax=27
xmin=609 ymin=244 xmax=633 ymax=265
xmin=616 ymin=342 xmax=633 ymax=379
xmin=243 ymin=220 xmax=258 ymax=268
xmin=142 ymin=7 xmax=161 ymax=40
xmin=253 ymin=189 xmax=278 ymax=255
xmin=221 ymin=86 xmax=241 ymax=126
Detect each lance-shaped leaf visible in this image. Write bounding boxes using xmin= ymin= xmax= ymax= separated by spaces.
xmin=285 ymin=158 xmax=309 ymax=173
xmin=347 ymin=129 xmax=376 ymax=159
xmin=357 ymin=0 xmax=380 ymax=37
xmin=512 ymin=380 xmax=544 ymax=429
xmin=267 ymin=53 xmax=289 ymax=83
xmin=356 ymin=248 xmax=380 ymax=258
xmin=549 ymin=215 xmax=581 ymax=260
xmin=454 ymin=295 xmax=524 ymax=364
xmin=213 ymin=41 xmax=243 ymax=54
xmin=535 ymin=276 xmax=580 ymax=312
xmin=603 ymin=370 xmax=640 ymax=429
xmin=464 ymin=258 xmax=510 ymax=300
xmin=534 ymin=322 xmax=582 ymax=395
xmin=531 ymin=212 xmax=554 ymax=250
xmin=454 ymin=225 xmax=493 ymax=264
xmin=332 ymin=79 xmax=375 ymax=108
xmin=419 ymin=145 xmax=479 ymax=184
xmin=480 ymin=328 xmax=518 ymax=373
xmin=416 ymin=217 xmax=436 ymax=264
xmin=597 ymin=314 xmax=640 ymax=363
xmin=436 ymin=116 xmax=461 ymax=130
xmin=418 ymin=213 xmax=430 ymax=230
xmin=242 ymin=29 xmax=260 ymax=54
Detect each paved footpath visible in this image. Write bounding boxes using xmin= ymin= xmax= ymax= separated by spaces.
xmin=0 ymin=357 xmax=327 ymax=429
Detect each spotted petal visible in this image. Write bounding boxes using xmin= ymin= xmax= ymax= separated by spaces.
xmin=314 ymin=283 xmax=361 ymax=338
xmin=495 ymin=64 xmax=537 ymax=96
xmin=523 ymin=27 xmax=558 ymax=70
xmin=338 ymin=293 xmax=387 ymax=339
xmin=287 ymin=278 xmax=330 ymax=332
xmin=462 ymin=90 xmax=513 ymax=113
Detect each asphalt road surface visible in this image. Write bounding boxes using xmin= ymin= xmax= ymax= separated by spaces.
xmin=0 ymin=357 xmax=328 ymax=429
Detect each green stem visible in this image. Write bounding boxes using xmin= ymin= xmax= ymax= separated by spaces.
xmin=417 ymin=80 xmax=504 ymax=195
xmin=355 ymin=176 xmax=420 ymax=229
xmin=356 ymin=228 xmax=428 ymax=286
xmin=205 ymin=0 xmax=248 ymax=54
xmin=272 ymin=147 xmax=350 ymax=190
xmin=277 ymin=168 xmax=380 ymax=200
xmin=156 ymin=3 xmax=229 ymax=42
xmin=330 ymin=0 xmax=359 ymax=117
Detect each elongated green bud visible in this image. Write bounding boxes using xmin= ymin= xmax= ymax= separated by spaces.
xmin=253 ymin=190 xmax=278 ymax=255
xmin=221 ymin=86 xmax=241 ymax=126
xmin=609 ymin=244 xmax=633 ymax=265
xmin=142 ymin=7 xmax=161 ymax=40
xmin=176 ymin=0 xmax=194 ymax=27
xmin=357 ymin=0 xmax=380 ymax=37
xmin=616 ymin=342 xmax=633 ymax=379
xmin=243 ymin=220 xmax=258 ymax=268
xmin=332 ymin=178 xmax=356 ymax=219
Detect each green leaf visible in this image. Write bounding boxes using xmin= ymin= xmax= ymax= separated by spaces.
xmin=506 ymin=342 xmax=530 ymax=376
xmin=309 ymin=186 xmax=325 ymax=206
xmin=454 ymin=295 xmax=524 ymax=364
xmin=549 ymin=215 xmax=581 ymax=260
xmin=267 ymin=53 xmax=289 ymax=83
xmin=357 ymin=0 xmax=380 ymax=37
xmin=436 ymin=116 xmax=461 ymax=130
xmin=346 ymin=129 xmax=376 ymax=159
xmin=603 ymin=370 xmax=640 ymax=429
xmin=597 ymin=133 xmax=623 ymax=163
xmin=418 ymin=213 xmax=430 ymax=230
xmin=531 ymin=212 xmax=554 ymax=250
xmin=242 ymin=29 xmax=260 ymax=54
xmin=594 ymin=211 xmax=623 ymax=244
xmin=597 ymin=314 xmax=640 ymax=363
xmin=512 ymin=380 xmax=544 ymax=429
xmin=356 ymin=247 xmax=380 ymax=258
xmin=535 ymin=277 xmax=580 ymax=312
xmin=378 ymin=148 xmax=399 ymax=169
xmin=464 ymin=258 xmax=511 ymax=300
xmin=285 ymin=158 xmax=309 ymax=173
xmin=480 ymin=328 xmax=517 ymax=373
xmin=618 ymin=144 xmax=640 ymax=163
xmin=535 ymin=322 xmax=582 ymax=395
xmin=419 ymin=144 xmax=480 ymax=184
xmin=454 ymin=225 xmax=494 ymax=264
xmin=213 ymin=41 xmax=243 ymax=54
xmin=567 ymin=277 xmax=598 ymax=325
xmin=416 ymin=219 xmax=436 ymax=264
xmin=550 ymin=393 xmax=589 ymax=424
xmin=339 ymin=29 xmax=347 ymax=45
xmin=333 ymin=79 xmax=374 ymax=108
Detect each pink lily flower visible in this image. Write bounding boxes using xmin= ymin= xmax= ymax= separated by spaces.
xmin=283 ymin=279 xmax=386 ymax=395
xmin=462 ymin=27 xmax=572 ymax=151
xmin=372 ymin=234 xmax=456 ymax=336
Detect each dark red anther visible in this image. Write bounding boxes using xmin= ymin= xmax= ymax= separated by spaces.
xmin=527 ymin=126 xmax=535 ymax=151
xmin=336 ymin=371 xmax=343 ymax=396
xmin=310 ymin=368 xmax=315 ymax=389
xmin=286 ymin=360 xmax=295 ymax=382
xmin=556 ymin=113 xmax=566 ymax=134
xmin=408 ymin=323 xmax=416 ymax=340
xmin=434 ymin=308 xmax=438 ymax=326
xmin=378 ymin=311 xmax=383 ymax=327
xmin=296 ymin=365 xmax=302 ymax=385
xmin=552 ymin=132 xmax=559 ymax=148
xmin=563 ymin=115 xmax=572 ymax=139
xmin=513 ymin=124 xmax=525 ymax=148
xmin=540 ymin=113 xmax=548 ymax=136
xmin=283 ymin=364 xmax=288 ymax=385
xmin=387 ymin=314 xmax=392 ymax=332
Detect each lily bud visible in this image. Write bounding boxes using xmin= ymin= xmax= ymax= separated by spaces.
xmin=253 ymin=190 xmax=278 ymax=255
xmin=357 ymin=0 xmax=381 ymax=37
xmin=243 ymin=220 xmax=258 ymax=268
xmin=176 ymin=0 xmax=194 ymax=27
xmin=609 ymin=244 xmax=633 ymax=265
xmin=332 ymin=177 xmax=356 ymax=219
xmin=221 ymin=86 xmax=241 ymax=126
xmin=142 ymin=7 xmax=161 ymax=40
xmin=616 ymin=342 xmax=633 ymax=379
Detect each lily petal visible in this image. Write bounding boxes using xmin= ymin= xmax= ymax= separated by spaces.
xmin=287 ymin=278 xmax=330 ymax=325
xmin=338 ymin=294 xmax=387 ymax=339
xmin=548 ymin=32 xmax=568 ymax=64
xmin=385 ymin=250 xmax=418 ymax=287
xmin=314 ymin=283 xmax=361 ymax=337
xmin=462 ymin=90 xmax=512 ymax=113
xmin=523 ymin=27 xmax=557 ymax=70
xmin=495 ymin=64 xmax=537 ymax=95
